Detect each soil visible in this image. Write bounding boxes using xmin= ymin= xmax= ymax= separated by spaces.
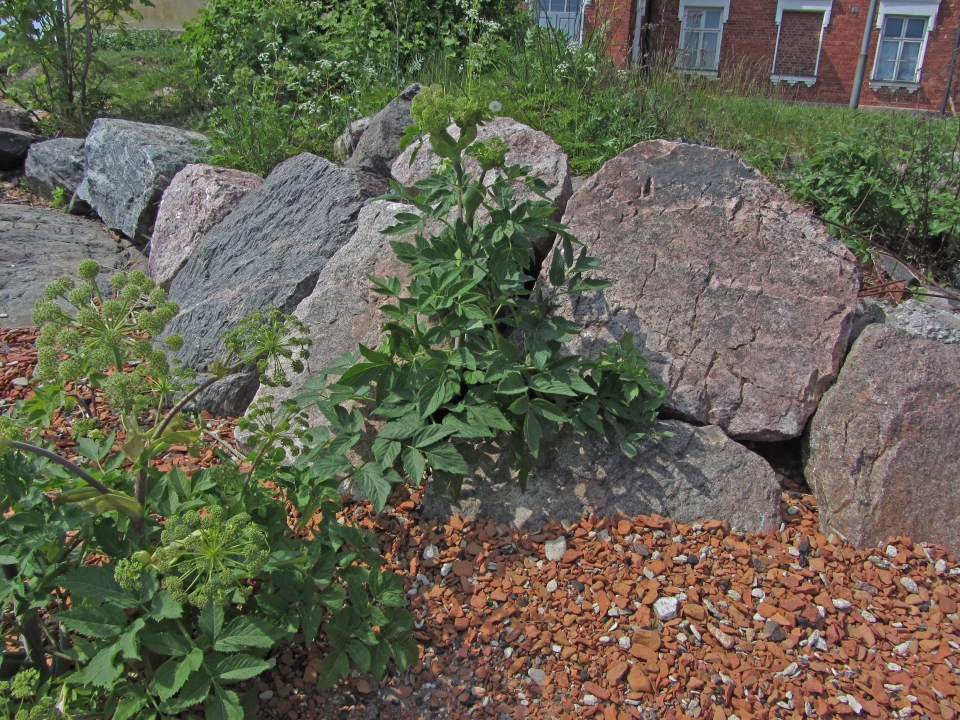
xmin=3 ymin=329 xmax=960 ymax=720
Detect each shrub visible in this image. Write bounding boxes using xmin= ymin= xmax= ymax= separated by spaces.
xmin=0 ymin=264 xmax=415 ymax=717
xmin=786 ymin=120 xmax=960 ymax=277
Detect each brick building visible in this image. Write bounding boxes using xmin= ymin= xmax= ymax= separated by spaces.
xmin=532 ymin=0 xmax=960 ymax=109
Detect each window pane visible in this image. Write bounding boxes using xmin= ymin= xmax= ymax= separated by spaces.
xmin=878 ymin=40 xmax=899 ymax=62
xmin=896 ymin=60 xmax=918 ymax=81
xmin=883 ymin=17 xmax=903 ymax=38
xmin=684 ymin=10 xmax=704 ymax=28
xmin=550 ymin=0 xmax=566 ymax=11
xmin=904 ymin=18 xmax=925 ymax=38
xmin=704 ymin=10 xmax=722 ymax=28
xmin=875 ymin=60 xmax=895 ymax=80
xmin=900 ymin=40 xmax=921 ymax=62
xmin=699 ymin=31 xmax=719 ymax=68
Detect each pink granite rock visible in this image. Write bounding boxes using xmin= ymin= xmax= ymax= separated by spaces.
xmin=149 ymin=164 xmax=261 ymax=289
xmin=543 ymin=140 xmax=860 ymax=441
xmin=391 ymin=116 xmax=572 ymax=259
xmin=805 ymin=324 xmax=960 ymax=554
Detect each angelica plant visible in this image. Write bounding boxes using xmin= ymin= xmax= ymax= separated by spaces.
xmin=299 ymin=85 xmax=666 ymax=507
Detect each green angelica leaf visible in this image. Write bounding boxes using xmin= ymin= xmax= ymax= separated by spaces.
xmin=213 ymin=616 xmax=276 ymax=651
xmin=423 ymin=443 xmax=469 ymax=475
xmin=151 ymin=647 xmax=203 ymax=701
xmin=113 ymin=695 xmax=148 ymax=720
xmin=206 ymin=685 xmax=244 ymax=720
xmin=346 ymin=640 xmax=371 ymax=672
xmin=524 ymin=411 xmax=542 ymax=458
xmin=354 ymin=462 xmax=391 ymax=512
xmin=59 ymin=605 xmax=130 ymax=639
xmin=401 ymin=447 xmax=426 ymax=485
xmin=61 ymin=565 xmax=137 ymax=607
xmin=141 ymin=628 xmax=194 ymax=657
xmin=163 ymin=669 xmax=211 ymax=713
xmin=81 ymin=643 xmax=123 ymax=688
xmin=214 ymin=654 xmax=271 ymax=682
xmin=149 ymin=590 xmax=184 ymax=620
xmin=199 ymin=603 xmax=224 ymax=645
xmin=318 ymin=648 xmax=350 ymax=689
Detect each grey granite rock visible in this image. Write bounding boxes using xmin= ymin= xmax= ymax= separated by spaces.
xmin=0 ymin=128 xmax=41 ymax=171
xmin=344 ymin=84 xmax=421 ymax=176
xmin=543 ymin=140 xmax=860 ymax=441
xmin=0 ymin=205 xmax=146 ymax=327
xmin=149 ymin=164 xmax=262 ymax=290
xmin=422 ymin=420 xmax=781 ymax=533
xmin=24 ymin=138 xmax=86 ymax=201
xmin=885 ymin=298 xmax=960 ymax=345
xmin=165 ymin=153 xmax=372 ymax=413
xmin=72 ymin=119 xmax=209 ymax=243
xmin=239 ymin=199 xmax=417 ymax=435
xmin=805 ymin=324 xmax=960 ymax=555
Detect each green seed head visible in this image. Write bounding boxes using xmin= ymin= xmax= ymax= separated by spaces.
xmin=77 ymin=260 xmax=100 ymax=281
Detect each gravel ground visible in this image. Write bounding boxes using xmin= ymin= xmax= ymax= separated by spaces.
xmin=3 ymin=328 xmax=959 ymax=720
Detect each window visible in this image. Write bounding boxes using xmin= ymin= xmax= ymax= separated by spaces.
xmin=533 ymin=0 xmax=583 ymax=39
xmin=873 ymin=16 xmax=926 ymax=82
xmin=770 ymin=0 xmax=833 ymax=86
xmin=678 ymin=7 xmax=724 ymax=72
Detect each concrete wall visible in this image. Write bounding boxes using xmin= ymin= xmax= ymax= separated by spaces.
xmin=127 ymin=0 xmax=206 ymax=31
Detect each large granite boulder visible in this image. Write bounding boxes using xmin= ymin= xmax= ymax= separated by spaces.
xmin=423 ymin=420 xmax=781 ymax=533
xmin=391 ymin=116 xmax=573 ymax=259
xmin=165 ymin=153 xmax=373 ymax=412
xmin=0 ymin=206 xmax=146 ymax=327
xmin=804 ymin=324 xmax=960 ymax=555
xmin=239 ymin=200 xmax=416 ymax=435
xmin=544 ymin=140 xmax=860 ymax=441
xmin=72 ymin=119 xmax=209 ymax=243
xmin=24 ymin=138 xmax=86 ymax=201
xmin=344 ymin=84 xmax=421 ymax=177
xmin=0 ymin=128 xmax=41 ymax=171
xmin=149 ymin=164 xmax=262 ymax=290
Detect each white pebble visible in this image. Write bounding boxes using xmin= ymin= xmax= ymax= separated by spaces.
xmin=886 ymin=544 xmax=899 ymax=559
xmin=582 ymin=695 xmax=598 ymax=706
xmin=899 ymin=577 xmax=919 ymax=595
xmin=440 ymin=562 xmax=453 ymax=577
xmin=653 ymin=596 xmax=679 ymax=622
xmin=619 ymin=636 xmax=632 ymax=650
xmin=832 ymin=598 xmax=852 ymax=611
xmin=546 ymin=579 xmax=558 ymax=593
xmin=422 ymin=544 xmax=439 ymax=560
xmin=544 ymin=537 xmax=567 ymax=562
xmin=887 ymin=662 xmax=902 ymax=672
xmin=935 ymin=559 xmax=948 ymax=574
xmin=860 ymin=610 xmax=877 ymax=623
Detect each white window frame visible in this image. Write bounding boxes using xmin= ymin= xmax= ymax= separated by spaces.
xmin=676 ymin=2 xmax=729 ymax=76
xmin=531 ymin=0 xmax=585 ymax=42
xmin=869 ymin=1 xmax=940 ymax=91
xmin=770 ymin=0 xmax=833 ymax=86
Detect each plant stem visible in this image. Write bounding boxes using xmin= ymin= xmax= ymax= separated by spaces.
xmin=8 ymin=441 xmax=111 ymax=495
xmin=151 ymin=360 xmax=244 ymax=441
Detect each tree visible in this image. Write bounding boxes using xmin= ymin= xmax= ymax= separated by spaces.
xmin=0 ymin=0 xmax=152 ymax=132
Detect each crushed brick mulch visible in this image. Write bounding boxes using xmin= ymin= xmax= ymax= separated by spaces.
xmin=3 ymin=328 xmax=959 ymax=720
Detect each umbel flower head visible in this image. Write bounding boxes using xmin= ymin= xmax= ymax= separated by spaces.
xmin=32 ymin=263 xmax=182 ymax=388
xmin=135 ymin=506 xmax=269 ymax=608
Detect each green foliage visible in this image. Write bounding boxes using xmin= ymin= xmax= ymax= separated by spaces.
xmin=0 ymin=264 xmax=414 ymax=716
xmin=786 ymin=121 xmax=960 ymax=277
xmin=481 ymin=27 xmax=667 ymax=175
xmin=0 ymin=0 xmax=154 ymax=133
xmin=292 ymin=86 xmax=665 ymax=508
xmin=179 ymin=0 xmax=524 ymax=174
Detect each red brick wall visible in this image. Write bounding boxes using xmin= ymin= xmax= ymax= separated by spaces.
xmin=774 ymin=10 xmax=825 ymax=76
xmin=629 ymin=0 xmax=960 ymax=110
xmin=584 ymin=0 xmax=638 ymax=65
